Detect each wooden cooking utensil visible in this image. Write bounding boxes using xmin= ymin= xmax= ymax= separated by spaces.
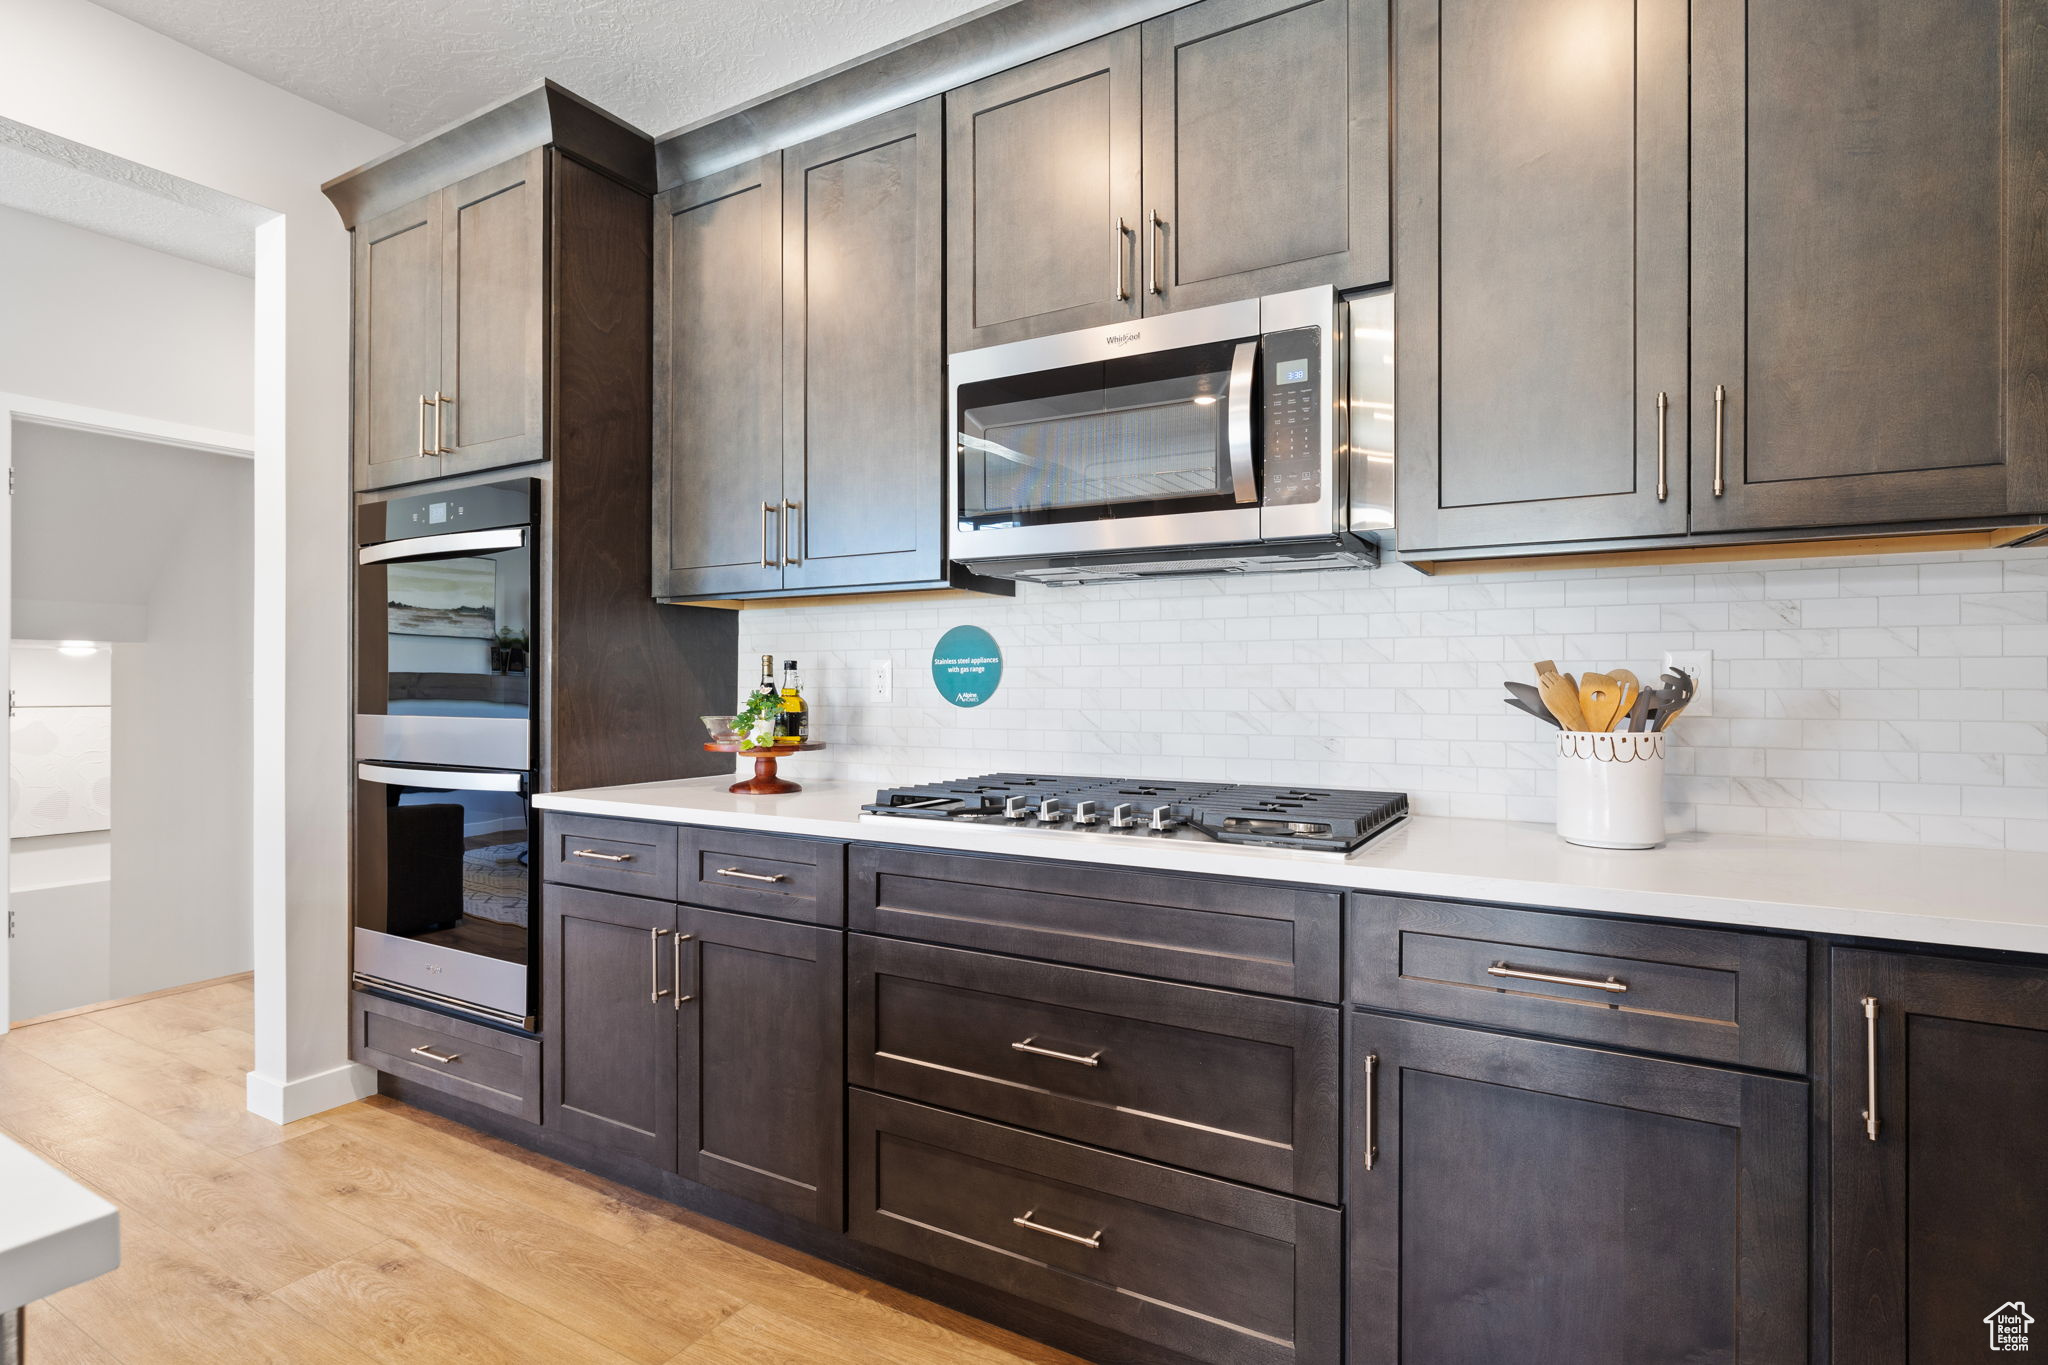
xmin=1537 ymin=670 xmax=1590 ymax=731
xmin=1576 ymin=672 xmax=1625 ymax=734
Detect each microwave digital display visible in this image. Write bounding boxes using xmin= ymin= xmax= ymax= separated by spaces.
xmin=1276 ymin=360 xmax=1309 ymax=386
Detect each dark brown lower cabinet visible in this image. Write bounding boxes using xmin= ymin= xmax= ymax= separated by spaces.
xmin=542 ymin=886 xmax=678 ymax=1167
xmin=1830 ymin=949 xmax=2048 ymax=1365
xmin=849 ymin=1090 xmax=1341 ymax=1365
xmin=676 ymin=904 xmax=843 ymax=1228
xmin=1348 ymin=1012 xmax=1808 ymax=1364
xmin=543 ymin=887 xmax=844 ymax=1228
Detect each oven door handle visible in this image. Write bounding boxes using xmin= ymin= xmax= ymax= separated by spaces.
xmin=1226 ymin=339 xmax=1258 ymax=505
xmin=359 ymin=526 xmax=526 ymax=565
xmin=357 ymin=763 xmax=527 ymax=794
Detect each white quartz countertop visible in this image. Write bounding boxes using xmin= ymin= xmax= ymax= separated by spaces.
xmin=0 ymin=1133 xmax=118 ymax=1313
xmin=537 ymin=776 xmax=2048 ymax=954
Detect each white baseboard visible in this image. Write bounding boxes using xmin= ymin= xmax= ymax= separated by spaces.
xmin=245 ymin=1060 xmax=377 ymax=1124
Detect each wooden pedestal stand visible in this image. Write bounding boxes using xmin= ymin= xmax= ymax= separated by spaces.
xmin=705 ymin=741 xmax=827 ymax=795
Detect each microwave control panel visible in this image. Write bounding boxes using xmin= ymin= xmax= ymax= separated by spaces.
xmin=1261 ymin=327 xmax=1322 ymax=507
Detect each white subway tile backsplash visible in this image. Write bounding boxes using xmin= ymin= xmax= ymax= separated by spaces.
xmin=734 ymin=546 xmax=2048 ymax=851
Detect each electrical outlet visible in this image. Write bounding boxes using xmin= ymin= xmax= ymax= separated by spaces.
xmin=869 ymin=659 xmax=893 ymax=703
xmin=1662 ymin=649 xmax=1712 ymax=717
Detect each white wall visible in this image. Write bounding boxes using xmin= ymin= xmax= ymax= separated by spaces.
xmin=0 ymin=0 xmax=397 ymax=1117
xmin=739 ymin=543 xmax=2048 ymax=852
xmin=0 ymin=204 xmax=253 ymax=432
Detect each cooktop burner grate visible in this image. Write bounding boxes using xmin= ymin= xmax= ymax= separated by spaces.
xmin=863 ymin=773 xmax=1408 ymax=854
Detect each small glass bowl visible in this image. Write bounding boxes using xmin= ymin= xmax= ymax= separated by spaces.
xmin=700 ymin=714 xmax=739 ymax=743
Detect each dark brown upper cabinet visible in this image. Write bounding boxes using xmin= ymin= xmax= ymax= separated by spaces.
xmin=1398 ymin=0 xmax=2048 ymax=556
xmin=330 ymin=82 xmax=662 ymax=494
xmin=1830 ymin=948 xmax=2048 ymax=1365
xmin=1394 ymin=0 xmax=1690 ymax=553
xmin=654 ymin=100 xmax=949 ymax=602
xmin=1349 ymin=1012 xmax=1808 ymax=1365
xmin=946 ymin=0 xmax=1390 ymax=354
xmin=1690 ymin=0 xmax=2048 ymax=534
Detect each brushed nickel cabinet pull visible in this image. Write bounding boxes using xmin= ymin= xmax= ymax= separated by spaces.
xmin=1487 ymin=962 xmax=1628 ymax=994
xmin=782 ymin=500 xmax=800 ymax=567
xmin=1010 ymin=1036 xmax=1102 ymax=1068
xmin=1113 ymin=216 xmax=1131 ymax=302
xmin=716 ymin=867 xmax=787 ymax=884
xmin=1861 ymin=995 xmax=1881 ymax=1141
xmin=418 ymin=395 xmax=432 ymax=457
xmin=761 ymin=502 xmax=779 ymax=568
xmin=1712 ymin=383 xmax=1727 ymax=497
xmin=571 ymin=848 xmax=633 ymax=863
xmin=409 ymin=1044 xmax=459 ymax=1064
xmin=433 ymin=391 xmax=455 ymax=454
xmin=649 ymin=927 xmax=671 ymax=1003
xmin=1147 ymin=210 xmax=1166 ymax=296
xmin=674 ymin=932 xmax=694 ymax=1008
xmin=1013 ymin=1211 xmax=1102 ymax=1250
xmin=1655 ymin=391 xmax=1669 ymax=502
xmin=1363 ymin=1052 xmax=1379 ymax=1171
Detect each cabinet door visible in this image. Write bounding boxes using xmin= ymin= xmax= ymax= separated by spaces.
xmin=438 ymin=149 xmax=546 ymax=477
xmin=352 ymin=190 xmax=444 ymax=490
xmin=1393 ymin=0 xmax=1690 ymax=552
xmin=1691 ymin=0 xmax=2048 ymax=533
xmin=675 ymin=905 xmax=844 ymax=1228
xmin=1348 ymin=1013 xmax=1807 ymax=1365
xmin=1139 ymin=0 xmax=1389 ymax=314
xmin=781 ymin=100 xmax=944 ymax=591
xmin=541 ymin=887 xmax=678 ymax=1168
xmin=652 ymin=153 xmax=786 ymax=599
xmin=945 ymin=29 xmax=1143 ymax=353
xmin=1831 ymin=949 xmax=2048 ymax=1365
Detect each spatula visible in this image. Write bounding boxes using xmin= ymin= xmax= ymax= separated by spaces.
xmin=1503 ymin=696 xmax=1562 ymax=728
xmin=1537 ymin=669 xmax=1590 ymax=731
xmin=1576 ymin=672 xmax=1626 ymax=734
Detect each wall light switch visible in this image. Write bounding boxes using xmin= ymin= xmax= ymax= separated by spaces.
xmin=869 ymin=659 xmax=893 ymax=702
xmin=1662 ymin=649 xmax=1712 ymax=717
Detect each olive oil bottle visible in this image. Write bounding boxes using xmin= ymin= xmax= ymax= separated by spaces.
xmin=777 ymin=660 xmax=809 ymax=743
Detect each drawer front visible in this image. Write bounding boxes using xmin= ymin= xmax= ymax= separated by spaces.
xmin=849 ymin=845 xmax=1342 ymax=1001
xmin=1349 ymin=895 xmax=1808 ymax=1071
xmin=540 ymin=814 xmax=679 ymax=899
xmin=350 ymin=991 xmax=540 ymax=1122
xmin=850 ymin=936 xmax=1339 ymax=1200
xmin=849 ymin=1091 xmax=1340 ymax=1365
xmin=680 ymin=827 xmax=844 ymax=925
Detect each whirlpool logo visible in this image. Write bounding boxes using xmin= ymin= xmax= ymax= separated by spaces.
xmin=1105 ymin=330 xmax=1141 ymax=347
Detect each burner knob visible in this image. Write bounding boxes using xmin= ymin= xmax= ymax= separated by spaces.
xmin=1149 ymin=805 xmax=1180 ymax=832
xmin=1003 ymin=795 xmax=1031 ymax=820
xmin=1109 ymin=802 xmax=1139 ymax=829
xmin=1035 ymin=797 xmax=1064 ymax=823
xmin=1072 ymin=800 xmax=1100 ymax=826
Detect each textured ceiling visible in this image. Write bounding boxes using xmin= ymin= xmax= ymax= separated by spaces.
xmin=86 ymin=0 xmax=1003 ymax=142
xmin=0 ymin=118 xmax=263 ymax=275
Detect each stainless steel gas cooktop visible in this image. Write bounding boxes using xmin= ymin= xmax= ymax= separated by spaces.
xmin=860 ymin=773 xmax=1408 ymax=855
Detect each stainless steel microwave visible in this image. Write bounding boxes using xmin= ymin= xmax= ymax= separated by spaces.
xmin=947 ymin=286 xmax=1391 ymax=584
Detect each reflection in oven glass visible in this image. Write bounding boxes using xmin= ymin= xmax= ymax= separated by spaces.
xmin=381 ymin=785 xmax=530 ymax=966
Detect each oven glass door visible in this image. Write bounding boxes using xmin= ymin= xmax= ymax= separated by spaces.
xmin=357 ymin=528 xmax=532 ymax=768
xmin=353 ymin=763 xmax=532 ymax=1022
xmin=956 ymin=338 xmax=1258 ymax=531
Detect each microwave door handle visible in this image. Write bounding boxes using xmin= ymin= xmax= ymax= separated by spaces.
xmin=358 ymin=526 xmax=526 ymax=565
xmin=1226 ymin=340 xmax=1259 ymax=505
xmin=357 ymin=763 xmax=526 ymax=794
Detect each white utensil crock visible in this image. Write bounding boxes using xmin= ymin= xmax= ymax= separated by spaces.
xmin=1555 ymin=731 xmax=1667 ymax=849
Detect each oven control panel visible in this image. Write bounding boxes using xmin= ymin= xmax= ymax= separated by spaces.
xmin=1261 ymin=326 xmax=1323 ymax=507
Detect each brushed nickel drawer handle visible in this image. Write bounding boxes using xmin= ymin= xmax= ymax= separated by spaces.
xmin=1010 ymin=1036 xmax=1102 ymax=1068
xmin=418 ymin=394 xmax=432 ymax=458
xmin=1013 ymin=1211 xmax=1102 ymax=1250
xmin=1363 ymin=1051 xmax=1379 ymax=1171
xmin=1861 ymin=995 xmax=1880 ymax=1142
xmin=409 ymin=1044 xmax=459 ymax=1064
xmin=1655 ymin=390 xmax=1669 ymax=502
xmin=761 ymin=502 xmax=779 ymax=568
xmin=432 ymin=390 xmax=454 ymax=454
xmin=674 ymin=932 xmax=694 ymax=1008
xmin=1113 ymin=216 xmax=1131 ymax=302
xmin=650 ymin=927 xmax=671 ymax=1003
xmin=1487 ymin=962 xmax=1628 ymax=994
xmin=716 ymin=867 xmax=786 ymax=884
xmin=1147 ymin=209 xmax=1166 ymax=296
xmin=572 ymin=848 xmax=634 ymax=863
xmin=1712 ymin=383 xmax=1727 ymax=497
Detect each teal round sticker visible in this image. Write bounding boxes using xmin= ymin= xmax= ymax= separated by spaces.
xmin=931 ymin=626 xmax=1002 ymax=708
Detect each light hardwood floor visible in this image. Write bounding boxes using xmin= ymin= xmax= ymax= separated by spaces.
xmin=0 ymin=976 xmax=1088 ymax=1364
